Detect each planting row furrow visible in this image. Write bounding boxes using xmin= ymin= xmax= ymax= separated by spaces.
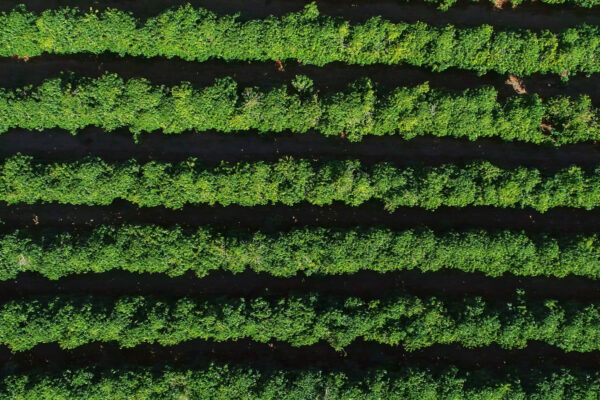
xmin=3 ymin=362 xmax=600 ymax=399
xmin=1 ymin=155 xmax=600 ymax=212
xmin=3 ymin=225 xmax=600 ymax=280
xmin=6 ymin=129 xmax=600 ymax=170
xmin=1 ymin=203 xmax=599 ymax=232
xmin=4 ymin=340 xmax=600 ymax=374
xmin=4 ymin=269 xmax=600 ymax=301
xmin=2 ymin=292 xmax=600 ymax=352
xmin=8 ymin=0 xmax=600 ymax=18
xmin=3 ymin=4 xmax=600 ymax=76
xmin=5 ymin=56 xmax=600 ymax=101
xmin=2 ymin=74 xmax=598 ymax=144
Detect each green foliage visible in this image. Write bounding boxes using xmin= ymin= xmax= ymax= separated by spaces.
xmin=2 ymin=74 xmax=597 ymax=144
xmin=2 ymin=225 xmax=600 ymax=280
xmin=2 ymin=4 xmax=600 ymax=75
xmin=2 ymin=291 xmax=600 ymax=351
xmin=2 ymin=155 xmax=600 ymax=212
xmin=3 ymin=363 xmax=600 ymax=399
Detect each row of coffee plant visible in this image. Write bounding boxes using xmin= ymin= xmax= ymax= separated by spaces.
xmin=2 ymin=225 xmax=599 ymax=280
xmin=2 ymin=4 xmax=600 ymax=75
xmin=1 ymin=292 xmax=599 ymax=351
xmin=1 ymin=74 xmax=594 ymax=144
xmin=1 ymin=155 xmax=599 ymax=211
xmin=3 ymin=362 xmax=599 ymax=399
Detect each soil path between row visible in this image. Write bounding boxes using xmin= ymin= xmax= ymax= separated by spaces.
xmin=3 ymin=129 xmax=600 ymax=170
xmin=4 ymin=57 xmax=600 ymax=102
xmin=2 ymin=269 xmax=600 ymax=301
xmin=1 ymin=202 xmax=600 ymax=233
xmin=3 ymin=0 xmax=600 ymax=30
xmin=2 ymin=340 xmax=599 ymax=376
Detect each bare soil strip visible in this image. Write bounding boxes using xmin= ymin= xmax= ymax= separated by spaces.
xmin=3 ymin=56 xmax=600 ymax=102
xmin=0 ymin=202 xmax=598 ymax=233
xmin=2 ymin=129 xmax=600 ymax=170
xmin=1 ymin=340 xmax=599 ymax=376
xmin=2 ymin=269 xmax=600 ymax=301
xmin=3 ymin=0 xmax=600 ymax=30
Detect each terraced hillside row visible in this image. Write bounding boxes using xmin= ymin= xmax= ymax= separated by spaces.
xmin=3 ymin=0 xmax=600 ymax=398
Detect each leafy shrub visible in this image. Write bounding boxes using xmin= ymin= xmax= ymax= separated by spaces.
xmin=1 ymin=155 xmax=600 ymax=212
xmin=2 ymin=225 xmax=600 ymax=280
xmin=3 ymin=363 xmax=600 ymax=400
xmin=2 ymin=292 xmax=600 ymax=352
xmin=2 ymin=74 xmax=597 ymax=144
xmin=2 ymin=4 xmax=600 ymax=75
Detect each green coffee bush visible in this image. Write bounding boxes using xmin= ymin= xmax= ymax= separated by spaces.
xmin=2 ymin=225 xmax=600 ymax=280
xmin=2 ymin=4 xmax=600 ymax=75
xmin=3 ymin=363 xmax=600 ymax=400
xmin=1 ymin=155 xmax=599 ymax=212
xmin=1 ymin=292 xmax=600 ymax=352
xmin=2 ymin=74 xmax=597 ymax=144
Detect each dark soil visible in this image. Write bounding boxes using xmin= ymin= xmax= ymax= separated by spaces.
xmin=3 ymin=56 xmax=600 ymax=102
xmin=2 ymin=129 xmax=600 ymax=170
xmin=3 ymin=0 xmax=600 ymax=30
xmin=2 ymin=340 xmax=600 ymax=377
xmin=1 ymin=202 xmax=600 ymax=233
xmin=3 ymin=269 xmax=600 ymax=301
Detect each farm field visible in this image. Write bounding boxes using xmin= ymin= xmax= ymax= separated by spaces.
xmin=3 ymin=0 xmax=600 ymax=399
